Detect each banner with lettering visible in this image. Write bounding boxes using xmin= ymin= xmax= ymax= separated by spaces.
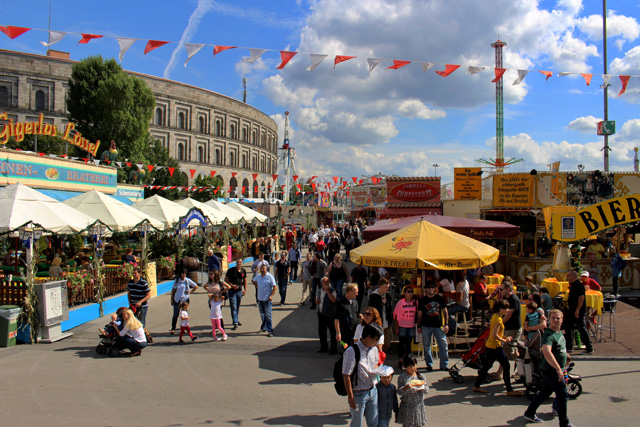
xmin=454 ymin=167 xmax=481 ymax=200
xmin=386 ymin=178 xmax=440 ymax=204
xmin=492 ymin=174 xmax=535 ymax=207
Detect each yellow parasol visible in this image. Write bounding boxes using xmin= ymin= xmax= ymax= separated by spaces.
xmin=350 ymin=220 xmax=499 ymax=270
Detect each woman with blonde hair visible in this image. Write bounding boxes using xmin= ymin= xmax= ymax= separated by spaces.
xmin=114 ymin=308 xmax=147 ymax=357
xmin=48 ymin=257 xmax=64 ymax=278
xmin=353 ymin=307 xmax=384 ymax=351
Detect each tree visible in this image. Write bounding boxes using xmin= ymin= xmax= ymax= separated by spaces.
xmin=66 ymin=55 xmax=155 ymax=163
xmin=190 ymin=174 xmax=225 ymax=203
xmin=143 ymin=139 xmax=187 ymax=201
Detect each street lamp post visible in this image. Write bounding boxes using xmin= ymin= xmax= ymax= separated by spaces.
xmin=432 ymin=163 xmax=440 ymax=176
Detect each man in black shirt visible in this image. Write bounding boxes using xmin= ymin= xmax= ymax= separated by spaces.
xmin=417 ymin=282 xmax=450 ymax=371
xmin=350 ymin=264 xmax=368 ymax=308
xmin=275 ymin=252 xmax=291 ymax=305
xmin=225 ymin=257 xmax=247 ymax=329
xmin=565 ymin=270 xmax=593 ymax=354
xmin=334 ymin=283 xmax=360 ymax=346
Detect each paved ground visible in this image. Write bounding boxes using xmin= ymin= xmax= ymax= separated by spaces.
xmin=2 ymin=249 xmax=640 ymax=426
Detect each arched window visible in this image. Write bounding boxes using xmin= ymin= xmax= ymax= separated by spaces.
xmin=230 ymin=124 xmax=236 ymax=140
xmin=242 ymin=154 xmax=247 ymax=169
xmin=216 ymin=120 xmax=221 ymax=136
xmin=215 ymin=149 xmax=221 ymax=165
xmin=198 ymin=116 xmax=205 ymax=133
xmin=261 ymin=158 xmax=265 ymax=172
xmin=155 ymin=108 xmax=163 ymax=126
xmin=252 ymin=180 xmax=259 ymax=197
xmin=177 ymin=143 xmax=185 ymax=161
xmin=197 ymin=146 xmax=204 ymax=163
xmin=229 ymin=177 xmax=238 ymax=197
xmin=261 ymin=133 xmax=266 ymax=147
xmin=252 ymin=131 xmax=256 ymax=145
xmin=178 ymin=112 xmax=185 ymax=130
xmin=0 ymin=86 xmax=9 ymax=108
xmin=35 ymin=90 xmax=46 ymax=111
xmin=242 ymin=178 xmax=250 ymax=197
xmin=261 ymin=181 xmax=266 ymax=198
xmin=230 ymin=152 xmax=235 ymax=168
xmin=242 ymin=128 xmax=248 ymax=142
xmin=252 ymin=157 xmax=256 ymax=171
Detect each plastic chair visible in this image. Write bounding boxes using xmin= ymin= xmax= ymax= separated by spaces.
xmin=599 ymin=299 xmax=618 ymax=341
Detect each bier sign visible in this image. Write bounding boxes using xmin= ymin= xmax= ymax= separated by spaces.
xmin=454 ymin=167 xmax=481 ymax=200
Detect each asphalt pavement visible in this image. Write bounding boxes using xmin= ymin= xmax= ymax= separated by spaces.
xmin=1 ymin=249 xmax=640 ymax=426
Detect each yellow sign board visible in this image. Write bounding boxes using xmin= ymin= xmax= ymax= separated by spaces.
xmin=493 ymin=174 xmax=535 ymax=207
xmin=454 ymin=167 xmax=482 ymax=200
xmin=551 ymin=193 xmax=640 ymax=241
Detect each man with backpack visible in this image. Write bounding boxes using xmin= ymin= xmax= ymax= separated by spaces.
xmin=341 ymin=323 xmax=384 ymax=427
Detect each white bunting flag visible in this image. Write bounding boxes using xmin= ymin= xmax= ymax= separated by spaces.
xmin=420 ymin=62 xmax=435 ymax=72
xmin=117 ymin=38 xmax=136 ymax=63
xmin=137 ymin=163 xmax=143 ymax=170
xmin=558 ymin=72 xmax=571 ymax=76
xmin=243 ymin=48 xmax=267 ymax=63
xmin=601 ymin=74 xmax=612 ymax=88
xmin=307 ymin=54 xmax=328 ymax=71
xmin=367 ymin=58 xmax=383 ymax=73
xmin=115 ymin=162 xmax=122 ymax=168
xmin=184 ymin=43 xmax=205 ymax=67
xmin=93 ymin=159 xmax=101 ymax=166
xmin=40 ymin=31 xmax=67 ymax=47
xmin=512 ymin=70 xmax=529 ymax=85
xmin=155 ymin=165 xmax=164 ymax=171
xmin=467 ymin=66 xmax=485 ymax=74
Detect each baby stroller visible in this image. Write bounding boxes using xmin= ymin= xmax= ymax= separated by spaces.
xmin=449 ymin=328 xmax=492 ymax=384
xmin=96 ymin=320 xmax=122 ymax=357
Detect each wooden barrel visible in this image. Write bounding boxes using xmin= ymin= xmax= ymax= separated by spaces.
xmin=181 ymin=257 xmax=201 ymax=271
xmin=187 ymin=271 xmax=199 ymax=284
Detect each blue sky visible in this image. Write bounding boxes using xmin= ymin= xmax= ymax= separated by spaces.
xmin=1 ymin=0 xmax=639 ymax=184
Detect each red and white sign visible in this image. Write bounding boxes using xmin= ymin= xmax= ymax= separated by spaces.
xmin=387 ymin=178 xmax=440 ymax=204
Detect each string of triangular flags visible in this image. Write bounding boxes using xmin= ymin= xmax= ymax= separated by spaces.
xmin=1 ymin=25 xmax=637 ymax=95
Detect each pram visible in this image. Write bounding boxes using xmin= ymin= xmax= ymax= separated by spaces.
xmin=448 ymin=328 xmax=492 ymax=384
xmin=96 ymin=320 xmax=122 ymax=357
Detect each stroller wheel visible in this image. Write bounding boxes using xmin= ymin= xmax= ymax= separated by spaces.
xmin=567 ymin=380 xmax=582 ymax=399
xmin=483 ymin=374 xmax=494 ymax=384
xmin=526 ymin=382 xmax=542 ymax=400
xmin=109 ymin=347 xmax=121 ymax=357
xmin=96 ymin=344 xmax=105 ymax=354
xmin=453 ymin=375 xmax=464 ymax=384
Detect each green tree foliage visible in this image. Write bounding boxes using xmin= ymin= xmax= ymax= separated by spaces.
xmin=142 ymin=138 xmax=188 ymax=201
xmin=5 ymin=134 xmax=69 ymax=155
xmin=66 ymin=55 xmax=155 ymax=163
xmin=190 ymin=174 xmax=225 ymax=202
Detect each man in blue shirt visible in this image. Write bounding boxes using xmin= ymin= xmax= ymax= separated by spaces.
xmin=252 ymin=263 xmax=278 ymax=337
xmin=207 ymin=249 xmax=221 ymax=272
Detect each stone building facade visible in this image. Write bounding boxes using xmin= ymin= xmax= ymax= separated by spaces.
xmin=0 ymin=49 xmax=278 ymax=195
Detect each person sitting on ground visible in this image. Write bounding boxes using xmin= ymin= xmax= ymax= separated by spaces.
xmin=580 ymin=271 xmax=601 ymax=292
xmin=114 ymin=308 xmax=147 ymax=357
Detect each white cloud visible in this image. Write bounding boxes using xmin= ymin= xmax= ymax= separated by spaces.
xmin=577 ymin=11 xmax=640 ymax=43
xmin=567 ymin=115 xmax=601 ymax=133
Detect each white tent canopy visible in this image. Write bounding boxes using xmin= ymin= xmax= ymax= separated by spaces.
xmin=64 ymin=190 xmax=164 ymax=232
xmin=175 ymin=198 xmax=226 ymax=225
xmin=132 ymin=195 xmax=190 ymax=228
xmin=0 ymin=183 xmax=99 ymax=234
xmin=227 ymin=201 xmax=268 ymax=222
xmin=204 ymin=200 xmax=245 ymax=224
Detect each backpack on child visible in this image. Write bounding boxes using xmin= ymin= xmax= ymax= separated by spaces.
xmin=333 ymin=345 xmax=360 ymax=396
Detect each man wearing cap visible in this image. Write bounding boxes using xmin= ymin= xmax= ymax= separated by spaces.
xmin=565 ymin=270 xmax=593 ymax=354
xmin=580 ymin=271 xmax=601 ymax=292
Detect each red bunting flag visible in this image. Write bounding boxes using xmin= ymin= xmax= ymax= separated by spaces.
xmin=310 ymin=176 xmax=317 ymax=182
xmin=539 ymin=70 xmax=553 ymax=81
xmin=292 ymin=175 xmax=299 ymax=182
xmin=311 ymin=183 xmax=317 ymax=191
xmin=146 ymin=165 xmax=154 ymax=172
xmin=189 ymin=169 xmax=196 ymax=178
xmin=388 ymin=60 xmax=411 ymax=70
xmin=210 ymin=170 xmax=216 ymax=177
xmin=435 ymin=64 xmax=461 ymax=77
xmin=144 ymin=40 xmax=170 ymax=55
xmin=359 ymin=179 xmax=364 ymax=185
xmin=254 ymin=187 xmax=258 ymax=193
xmin=334 ymin=56 xmax=356 ymax=68
xmin=277 ymin=51 xmax=297 ymax=69
xmin=78 ymin=34 xmax=103 ymax=44
xmin=231 ymin=172 xmax=238 ymax=178
xmin=38 ymin=152 xmax=45 ymax=157
xmin=214 ymin=187 xmax=219 ymax=195
xmin=297 ymin=184 xmax=302 ymax=191
xmin=214 ymin=46 xmax=237 ymax=56
xmin=352 ymin=177 xmax=358 ymax=183
xmin=0 ymin=26 xmax=31 ymax=39
xmin=491 ymin=68 xmax=507 ymax=82
xmin=83 ymin=158 xmax=89 ymax=164
xmin=581 ymin=73 xmax=593 ymax=86
xmin=168 ymin=167 xmax=175 ymax=177
xmin=272 ymin=174 xmax=279 ymax=181
xmin=619 ymin=76 xmax=631 ymax=96
xmin=252 ymin=173 xmax=259 ymax=181
xmin=332 ymin=176 xmax=339 ymax=184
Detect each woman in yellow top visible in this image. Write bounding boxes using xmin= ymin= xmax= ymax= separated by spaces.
xmin=473 ymin=299 xmax=522 ymax=396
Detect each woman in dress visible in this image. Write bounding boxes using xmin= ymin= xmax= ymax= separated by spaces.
xmin=397 ymin=353 xmax=428 ymax=427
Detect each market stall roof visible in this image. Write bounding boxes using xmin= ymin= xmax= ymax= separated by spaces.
xmin=175 ymin=198 xmax=227 ymax=225
xmin=226 ymin=201 xmax=268 ymax=222
xmin=132 ymin=195 xmax=190 ymax=228
xmin=0 ymin=183 xmax=100 ymax=234
xmin=351 ymin=219 xmax=499 ymax=270
xmin=362 ymin=214 xmax=520 ymax=241
xmin=204 ymin=200 xmax=245 ymax=224
xmin=64 ymin=190 xmax=164 ymax=232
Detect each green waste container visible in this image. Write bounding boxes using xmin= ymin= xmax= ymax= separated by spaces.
xmin=0 ymin=305 xmax=21 ymax=347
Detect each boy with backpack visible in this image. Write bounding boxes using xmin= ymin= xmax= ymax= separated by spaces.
xmin=340 ymin=323 xmax=384 ymax=426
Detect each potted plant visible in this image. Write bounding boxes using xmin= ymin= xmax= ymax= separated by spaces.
xmin=156 ymin=255 xmax=176 ymax=279
xmin=116 ymin=262 xmax=138 ymax=281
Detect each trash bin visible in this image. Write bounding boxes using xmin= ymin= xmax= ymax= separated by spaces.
xmin=0 ymin=305 xmax=21 ymax=347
